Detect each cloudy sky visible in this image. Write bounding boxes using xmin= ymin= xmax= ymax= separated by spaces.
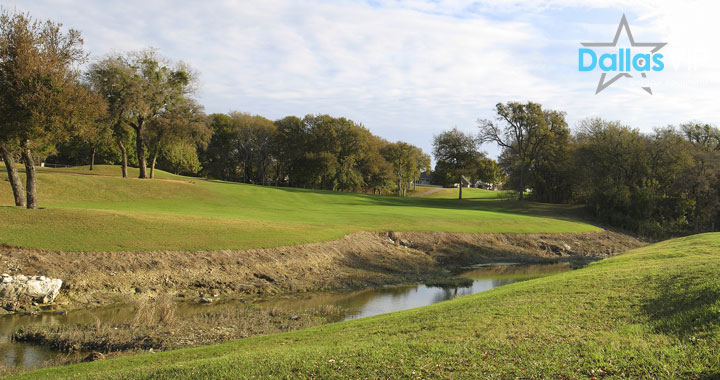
xmin=7 ymin=0 xmax=720 ymax=158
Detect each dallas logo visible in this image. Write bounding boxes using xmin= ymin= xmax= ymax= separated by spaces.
xmin=579 ymin=14 xmax=667 ymax=95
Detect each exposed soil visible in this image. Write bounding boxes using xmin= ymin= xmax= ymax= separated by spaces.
xmin=390 ymin=230 xmax=644 ymax=268
xmin=0 ymin=230 xmax=644 ymax=311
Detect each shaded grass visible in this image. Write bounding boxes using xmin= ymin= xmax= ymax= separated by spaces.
xmin=13 ymin=233 xmax=720 ymax=379
xmin=0 ymin=165 xmax=599 ymax=251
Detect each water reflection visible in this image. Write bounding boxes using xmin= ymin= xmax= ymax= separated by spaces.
xmin=0 ymin=305 xmax=140 ymax=369
xmin=260 ymin=262 xmax=573 ymax=320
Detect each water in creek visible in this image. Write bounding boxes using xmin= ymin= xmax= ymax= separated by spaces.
xmin=0 ymin=262 xmax=573 ymax=370
xmin=258 ymin=262 xmax=574 ymax=320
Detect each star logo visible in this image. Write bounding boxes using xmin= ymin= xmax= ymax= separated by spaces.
xmin=581 ymin=14 xmax=667 ymax=95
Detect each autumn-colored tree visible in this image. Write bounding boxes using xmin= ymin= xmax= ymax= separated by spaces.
xmin=0 ymin=10 xmax=87 ymax=208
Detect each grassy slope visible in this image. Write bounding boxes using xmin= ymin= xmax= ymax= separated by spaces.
xmin=0 ymin=165 xmax=598 ymax=251
xmin=16 ymin=233 xmax=720 ymax=379
xmin=411 ymin=185 xmax=505 ymax=199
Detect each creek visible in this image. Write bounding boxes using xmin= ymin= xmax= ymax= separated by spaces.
xmin=0 ymin=262 xmax=573 ymax=370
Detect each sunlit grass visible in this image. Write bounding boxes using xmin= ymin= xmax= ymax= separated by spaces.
xmin=0 ymin=165 xmax=599 ymax=251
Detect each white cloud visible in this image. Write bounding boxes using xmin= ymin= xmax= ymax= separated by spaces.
xmin=7 ymin=0 xmax=720 ymax=158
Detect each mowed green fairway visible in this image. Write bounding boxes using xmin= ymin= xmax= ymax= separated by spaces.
xmin=15 ymin=233 xmax=720 ymax=379
xmin=0 ymin=166 xmax=598 ymax=251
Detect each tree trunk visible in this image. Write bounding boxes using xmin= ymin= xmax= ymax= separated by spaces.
xmin=90 ymin=146 xmax=96 ymax=171
xmin=21 ymin=141 xmax=37 ymax=209
xmin=0 ymin=144 xmax=26 ymax=207
xmin=459 ymin=176 xmax=463 ymax=200
xmin=133 ymin=119 xmax=147 ymax=179
xmin=149 ymin=150 xmax=158 ymax=179
xmin=118 ymin=140 xmax=128 ymax=178
xmin=518 ymin=161 xmax=526 ymax=201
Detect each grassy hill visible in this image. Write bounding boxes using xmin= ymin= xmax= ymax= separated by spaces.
xmin=410 ymin=185 xmax=505 ymax=199
xmin=0 ymin=165 xmax=598 ymax=251
xmin=14 ymin=233 xmax=720 ymax=379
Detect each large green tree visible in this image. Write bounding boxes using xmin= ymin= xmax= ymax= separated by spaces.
xmin=478 ymin=102 xmax=562 ymax=200
xmin=525 ymin=111 xmax=573 ymax=203
xmin=89 ymin=49 xmax=195 ymax=179
xmin=574 ymin=119 xmax=650 ymax=227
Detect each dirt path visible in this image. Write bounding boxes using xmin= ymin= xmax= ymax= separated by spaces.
xmin=410 ymin=187 xmax=445 ymax=197
xmin=0 ymin=230 xmax=644 ymax=313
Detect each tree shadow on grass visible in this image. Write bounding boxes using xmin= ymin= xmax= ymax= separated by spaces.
xmin=642 ymin=272 xmax=720 ymax=339
xmin=695 ymin=371 xmax=720 ymax=380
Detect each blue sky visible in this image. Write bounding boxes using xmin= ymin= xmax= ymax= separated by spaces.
xmin=8 ymin=0 xmax=720 ymax=158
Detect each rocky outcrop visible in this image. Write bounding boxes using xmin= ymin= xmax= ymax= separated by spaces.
xmin=0 ymin=274 xmax=62 ymax=305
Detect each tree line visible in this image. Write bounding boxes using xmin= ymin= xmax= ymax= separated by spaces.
xmin=431 ymin=101 xmax=720 ymax=236
xmin=0 ymin=10 xmax=430 ymax=208
xmin=471 ymin=101 xmax=720 ymax=237
xmin=202 ymin=112 xmax=430 ymax=194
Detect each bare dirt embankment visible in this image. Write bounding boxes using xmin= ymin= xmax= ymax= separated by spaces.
xmin=0 ymin=230 xmax=643 ymax=311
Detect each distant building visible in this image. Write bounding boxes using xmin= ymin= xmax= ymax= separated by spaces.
xmin=416 ymin=171 xmax=433 ymax=186
xmin=475 ymin=180 xmax=502 ymax=191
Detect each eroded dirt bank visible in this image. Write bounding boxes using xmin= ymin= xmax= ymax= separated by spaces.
xmin=0 ymin=230 xmax=643 ymax=310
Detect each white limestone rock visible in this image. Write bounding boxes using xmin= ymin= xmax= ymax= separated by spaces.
xmin=0 ymin=274 xmax=62 ymax=304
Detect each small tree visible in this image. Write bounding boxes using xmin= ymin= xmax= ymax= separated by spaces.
xmin=476 ymin=158 xmax=504 ymax=186
xmin=383 ymin=142 xmax=412 ymax=197
xmin=160 ymin=140 xmax=203 ymax=175
xmin=432 ymin=128 xmax=480 ymax=200
xmin=146 ymin=98 xmax=208 ymax=178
